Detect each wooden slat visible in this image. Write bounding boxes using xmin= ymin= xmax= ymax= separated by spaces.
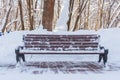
xmin=24 ymin=39 xmax=98 ymax=42
xmin=24 ymin=36 xmax=98 ymax=39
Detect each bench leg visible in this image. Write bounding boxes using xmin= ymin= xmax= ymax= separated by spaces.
xmin=98 ymin=54 xmax=103 ymax=63
xmin=103 ymin=54 xmax=108 ymax=66
xmin=16 ymin=54 xmax=26 ymax=63
xmin=21 ymin=54 xmax=26 ymax=62
xmin=98 ymin=54 xmax=108 ymax=67
xmin=16 ymin=54 xmax=20 ymax=63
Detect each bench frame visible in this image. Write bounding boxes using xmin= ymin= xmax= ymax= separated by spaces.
xmin=15 ymin=34 xmax=108 ymax=66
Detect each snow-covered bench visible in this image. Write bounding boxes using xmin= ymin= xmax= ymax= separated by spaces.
xmin=16 ymin=34 xmax=108 ymax=66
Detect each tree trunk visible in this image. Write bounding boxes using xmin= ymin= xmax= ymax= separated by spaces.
xmin=73 ymin=0 xmax=88 ymax=31
xmin=18 ymin=0 xmax=25 ymax=30
xmin=42 ymin=0 xmax=55 ymax=31
xmin=1 ymin=6 xmax=12 ymax=33
xmin=14 ymin=7 xmax=18 ymax=30
xmin=67 ymin=0 xmax=74 ymax=31
xmin=26 ymin=0 xmax=34 ymax=30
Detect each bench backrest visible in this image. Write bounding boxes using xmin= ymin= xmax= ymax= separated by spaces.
xmin=22 ymin=34 xmax=100 ymax=51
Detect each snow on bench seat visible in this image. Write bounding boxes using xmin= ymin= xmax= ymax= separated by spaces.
xmin=20 ymin=49 xmax=104 ymax=54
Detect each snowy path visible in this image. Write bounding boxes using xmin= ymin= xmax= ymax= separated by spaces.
xmin=0 ymin=61 xmax=120 ymax=75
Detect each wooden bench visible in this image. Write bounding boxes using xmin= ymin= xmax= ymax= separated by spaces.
xmin=15 ymin=34 xmax=108 ymax=66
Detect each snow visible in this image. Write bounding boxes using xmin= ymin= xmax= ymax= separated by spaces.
xmin=0 ymin=72 xmax=120 ymax=80
xmin=20 ymin=50 xmax=104 ymax=54
xmin=0 ymin=27 xmax=120 ymax=80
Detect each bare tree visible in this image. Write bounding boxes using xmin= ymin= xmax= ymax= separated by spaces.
xmin=109 ymin=3 xmax=120 ymax=28
xmin=42 ymin=0 xmax=55 ymax=31
xmin=95 ymin=0 xmax=104 ymax=30
xmin=52 ymin=0 xmax=63 ymax=30
xmin=14 ymin=7 xmax=18 ymax=30
xmin=18 ymin=0 xmax=25 ymax=30
xmin=106 ymin=0 xmax=116 ymax=28
xmin=83 ymin=0 xmax=90 ymax=30
xmin=26 ymin=0 xmax=34 ymax=30
xmin=73 ymin=0 xmax=89 ymax=31
xmin=67 ymin=0 xmax=74 ymax=31
xmin=1 ymin=6 xmax=11 ymax=32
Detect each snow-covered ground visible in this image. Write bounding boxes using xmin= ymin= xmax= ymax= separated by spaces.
xmin=0 ymin=27 xmax=120 ymax=80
